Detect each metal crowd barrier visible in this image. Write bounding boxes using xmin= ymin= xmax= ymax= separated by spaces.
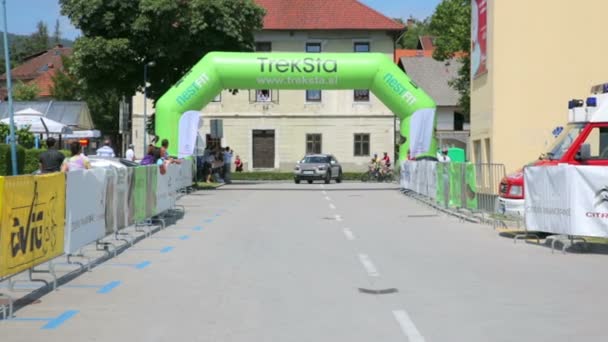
xmin=0 ymin=159 xmax=194 ymax=320
xmin=401 ymin=161 xmax=508 ymax=220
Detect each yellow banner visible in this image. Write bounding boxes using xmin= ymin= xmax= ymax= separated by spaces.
xmin=0 ymin=173 xmax=65 ymax=278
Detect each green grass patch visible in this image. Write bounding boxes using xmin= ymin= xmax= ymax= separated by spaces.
xmin=195 ymin=182 xmax=222 ymax=190
xmin=230 ymin=172 xmax=363 ymax=181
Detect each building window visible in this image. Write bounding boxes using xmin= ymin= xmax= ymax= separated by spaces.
xmin=305 ymin=42 xmax=321 ymax=53
xmin=354 ymin=42 xmax=370 ymax=52
xmin=255 ymin=42 xmax=272 ymax=52
xmin=256 ymin=89 xmax=271 ymax=102
xmin=354 ymin=133 xmax=370 ymax=156
xmin=212 ymin=93 xmax=221 ymax=102
xmin=306 ymin=134 xmax=322 ymax=154
xmin=484 ymin=138 xmax=491 ymax=164
xmin=305 ymin=42 xmax=322 ymax=102
xmin=306 ymin=90 xmax=321 ymax=102
xmin=354 ymin=42 xmax=370 ymax=101
xmin=354 ymin=89 xmax=370 ymax=102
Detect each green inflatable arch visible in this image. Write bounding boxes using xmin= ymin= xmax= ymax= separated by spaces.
xmin=156 ymin=52 xmax=437 ymax=161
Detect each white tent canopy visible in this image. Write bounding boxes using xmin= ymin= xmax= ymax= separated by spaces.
xmin=15 ymin=107 xmax=44 ymax=116
xmin=1 ymin=110 xmax=73 ymax=134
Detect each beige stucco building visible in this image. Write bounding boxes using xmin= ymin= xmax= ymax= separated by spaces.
xmin=132 ymin=0 xmax=404 ymax=171
xmin=471 ymin=0 xmax=608 ymax=172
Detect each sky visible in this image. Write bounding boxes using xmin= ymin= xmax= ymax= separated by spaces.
xmin=5 ymin=0 xmax=442 ymax=41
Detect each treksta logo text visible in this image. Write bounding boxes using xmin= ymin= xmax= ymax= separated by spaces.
xmin=257 ymin=57 xmax=338 ymax=73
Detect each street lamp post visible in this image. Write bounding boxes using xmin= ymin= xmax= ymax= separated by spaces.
xmin=143 ymin=61 xmax=155 ymax=150
xmin=2 ymin=0 xmax=17 ymax=175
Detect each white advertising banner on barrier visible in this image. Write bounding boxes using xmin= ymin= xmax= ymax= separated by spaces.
xmin=524 ymin=165 xmax=571 ymax=235
xmin=400 ymin=160 xmax=437 ymax=200
xmin=157 ymin=165 xmax=176 ymax=214
xmin=65 ymin=168 xmax=108 ymax=254
xmin=401 ymin=161 xmax=412 ymax=190
xmin=569 ymin=166 xmax=608 ymax=237
xmin=525 ymin=165 xmax=608 ymax=237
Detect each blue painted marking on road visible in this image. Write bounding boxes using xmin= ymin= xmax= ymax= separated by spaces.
xmin=205 ymin=219 xmax=214 ymax=223
xmin=160 ymin=246 xmax=174 ymax=253
xmin=193 ymin=226 xmax=203 ymax=231
xmin=61 ymin=284 xmax=99 ymax=289
xmin=135 ymin=261 xmax=151 ymax=269
xmin=41 ymin=310 xmax=78 ymax=330
xmin=11 ymin=317 xmax=53 ymax=322
xmin=97 ymin=281 xmax=121 ymax=294
xmin=179 ymin=235 xmax=190 ymax=240
xmin=215 ymin=213 xmax=221 ymax=217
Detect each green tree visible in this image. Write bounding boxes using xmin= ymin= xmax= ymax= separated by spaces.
xmin=53 ymin=19 xmax=61 ymax=46
xmin=429 ymin=0 xmax=471 ymax=117
xmin=13 ymin=81 xmax=40 ymax=100
xmin=16 ymin=126 xmax=35 ymax=149
xmin=29 ymin=21 xmax=50 ymax=52
xmin=60 ymin=0 xmax=265 ymax=102
xmin=50 ymin=55 xmax=80 ymax=100
xmin=396 ymin=16 xmax=431 ymax=49
xmin=0 ymin=122 xmax=9 ymax=142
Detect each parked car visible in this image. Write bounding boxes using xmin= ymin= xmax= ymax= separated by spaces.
xmin=293 ymin=154 xmax=343 ymax=184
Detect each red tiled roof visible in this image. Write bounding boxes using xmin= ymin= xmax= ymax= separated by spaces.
xmin=31 ymin=68 xmax=58 ymax=97
xmin=255 ymin=0 xmax=404 ymax=31
xmin=418 ymin=36 xmax=436 ymax=51
xmin=0 ymin=46 xmax=72 ymax=99
xmin=394 ymin=49 xmax=434 ymax=62
xmin=394 ymin=49 xmax=468 ymax=63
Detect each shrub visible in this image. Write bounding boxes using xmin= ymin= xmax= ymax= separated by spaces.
xmin=0 ymin=144 xmax=25 ymax=176
xmin=24 ymin=148 xmax=70 ymax=174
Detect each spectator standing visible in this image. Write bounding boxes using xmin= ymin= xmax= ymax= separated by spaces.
xmin=97 ymin=139 xmax=116 ymax=157
xmin=39 ymin=137 xmax=65 ymax=173
xmin=61 ymin=141 xmax=91 ymax=172
xmin=126 ymin=144 xmax=135 ymax=161
xmin=160 ymin=139 xmax=169 ymax=159
xmin=222 ymin=146 xmax=233 ymax=184
xmin=234 ymin=155 xmax=243 ymax=172
xmin=437 ymin=147 xmax=451 ymax=163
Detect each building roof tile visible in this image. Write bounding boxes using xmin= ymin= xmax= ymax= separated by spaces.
xmin=255 ymin=0 xmax=404 ymax=31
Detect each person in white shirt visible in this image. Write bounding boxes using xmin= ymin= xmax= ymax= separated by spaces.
xmin=96 ymin=140 xmax=116 ymax=158
xmin=437 ymin=148 xmax=451 ymax=163
xmin=126 ymin=144 xmax=135 ymax=161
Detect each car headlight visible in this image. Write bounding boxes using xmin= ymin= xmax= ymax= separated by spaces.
xmin=317 ymin=166 xmax=326 ymax=171
xmin=509 ymin=185 xmax=523 ymax=196
xmin=294 ymin=166 xmax=300 ymax=171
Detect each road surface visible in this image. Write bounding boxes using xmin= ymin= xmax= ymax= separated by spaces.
xmin=2 ymin=182 xmax=608 ymax=341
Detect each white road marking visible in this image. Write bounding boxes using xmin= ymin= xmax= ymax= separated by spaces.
xmin=321 ymin=190 xmax=327 ymax=195
xmin=324 ymin=196 xmax=331 ymax=201
xmin=329 ymin=203 xmax=336 ymax=210
xmin=392 ymin=310 xmax=425 ymax=342
xmin=335 ymin=214 xmax=343 ymax=222
xmin=343 ymin=228 xmax=355 ymax=240
xmin=358 ymin=254 xmax=379 ymax=277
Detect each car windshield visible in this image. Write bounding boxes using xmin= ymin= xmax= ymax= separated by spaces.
xmin=303 ymin=156 xmax=329 ymax=163
xmin=544 ymin=123 xmax=586 ymax=160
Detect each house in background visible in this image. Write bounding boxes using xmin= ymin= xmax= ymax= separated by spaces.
xmin=0 ymin=45 xmax=72 ymax=100
xmin=132 ymin=0 xmax=405 ymax=171
xmin=397 ymin=50 xmax=470 ymax=154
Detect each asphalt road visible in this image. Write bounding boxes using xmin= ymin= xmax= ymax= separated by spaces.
xmin=2 ymin=182 xmax=608 ymax=341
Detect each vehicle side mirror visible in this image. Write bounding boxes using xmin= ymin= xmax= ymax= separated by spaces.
xmin=330 ymin=160 xmax=336 ymax=165
xmin=577 ymin=143 xmax=591 ymax=160
xmin=296 ymin=160 xmax=300 ymax=164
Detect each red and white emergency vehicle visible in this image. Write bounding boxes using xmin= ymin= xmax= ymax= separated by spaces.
xmin=498 ymin=83 xmax=608 ymax=215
